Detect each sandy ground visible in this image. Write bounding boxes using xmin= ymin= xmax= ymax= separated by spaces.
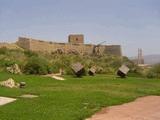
xmin=51 ymin=75 xmax=65 ymax=81
xmin=0 ymin=97 xmax=16 ymax=106
xmin=20 ymin=94 xmax=38 ymax=98
xmin=87 ymin=96 xmax=160 ymax=120
xmin=44 ymin=74 xmax=65 ymax=81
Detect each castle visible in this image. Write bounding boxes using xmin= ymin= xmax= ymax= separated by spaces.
xmin=1 ymin=34 xmax=122 ymax=56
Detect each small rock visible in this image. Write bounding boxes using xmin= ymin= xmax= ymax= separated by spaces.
xmin=20 ymin=82 xmax=26 ymax=88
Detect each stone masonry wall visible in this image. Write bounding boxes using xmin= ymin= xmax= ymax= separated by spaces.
xmin=16 ymin=37 xmax=30 ymax=50
xmin=16 ymin=37 xmax=122 ymax=56
xmin=104 ymin=45 xmax=122 ymax=56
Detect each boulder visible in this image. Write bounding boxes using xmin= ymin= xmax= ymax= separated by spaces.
xmin=0 ymin=78 xmax=19 ymax=88
xmin=6 ymin=64 xmax=21 ymax=74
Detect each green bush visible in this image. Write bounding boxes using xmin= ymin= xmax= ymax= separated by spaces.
xmin=0 ymin=59 xmax=16 ymax=67
xmin=24 ymin=56 xmax=51 ymax=75
xmin=0 ymin=47 xmax=138 ymax=75
xmin=0 ymin=47 xmax=8 ymax=55
xmin=24 ymin=50 xmax=38 ymax=57
xmin=153 ymin=64 xmax=160 ymax=73
xmin=146 ymin=64 xmax=160 ymax=78
xmin=0 ymin=47 xmax=7 ymax=54
xmin=146 ymin=71 xmax=157 ymax=78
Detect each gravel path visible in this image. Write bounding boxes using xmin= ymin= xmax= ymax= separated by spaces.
xmin=87 ymin=96 xmax=160 ymax=120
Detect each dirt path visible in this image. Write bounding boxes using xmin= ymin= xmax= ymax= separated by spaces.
xmin=44 ymin=74 xmax=65 ymax=81
xmin=87 ymin=96 xmax=160 ymax=120
xmin=0 ymin=97 xmax=16 ymax=106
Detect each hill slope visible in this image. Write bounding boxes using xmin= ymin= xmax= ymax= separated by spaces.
xmin=0 ymin=43 xmax=23 ymax=50
xmin=144 ymin=55 xmax=160 ymax=65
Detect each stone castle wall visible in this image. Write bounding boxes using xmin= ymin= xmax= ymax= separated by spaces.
xmin=104 ymin=45 xmax=122 ymax=56
xmin=16 ymin=37 xmax=30 ymax=49
xmin=16 ymin=37 xmax=122 ymax=56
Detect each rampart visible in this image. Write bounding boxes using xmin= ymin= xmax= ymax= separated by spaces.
xmin=16 ymin=36 xmax=122 ymax=56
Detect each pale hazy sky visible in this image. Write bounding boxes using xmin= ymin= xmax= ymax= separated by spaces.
xmin=0 ymin=0 xmax=160 ymax=57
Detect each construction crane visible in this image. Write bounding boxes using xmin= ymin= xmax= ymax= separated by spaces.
xmin=93 ymin=41 xmax=106 ymax=55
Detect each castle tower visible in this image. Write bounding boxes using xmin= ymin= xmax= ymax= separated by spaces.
xmin=68 ymin=34 xmax=84 ymax=44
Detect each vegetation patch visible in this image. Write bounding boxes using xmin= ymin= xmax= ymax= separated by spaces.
xmin=147 ymin=64 xmax=160 ymax=78
xmin=0 ymin=48 xmax=141 ymax=76
xmin=0 ymin=72 xmax=160 ymax=120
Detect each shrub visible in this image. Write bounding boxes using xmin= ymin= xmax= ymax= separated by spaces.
xmin=0 ymin=59 xmax=16 ymax=67
xmin=0 ymin=47 xmax=8 ymax=55
xmin=153 ymin=64 xmax=160 ymax=73
xmin=146 ymin=71 xmax=157 ymax=78
xmin=0 ymin=47 xmax=137 ymax=75
xmin=24 ymin=56 xmax=50 ymax=75
xmin=24 ymin=50 xmax=38 ymax=57
xmin=146 ymin=64 xmax=160 ymax=78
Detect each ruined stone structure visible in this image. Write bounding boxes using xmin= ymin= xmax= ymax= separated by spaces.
xmin=16 ymin=34 xmax=122 ymax=56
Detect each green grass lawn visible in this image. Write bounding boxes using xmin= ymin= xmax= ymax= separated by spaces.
xmin=0 ymin=72 xmax=160 ymax=120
